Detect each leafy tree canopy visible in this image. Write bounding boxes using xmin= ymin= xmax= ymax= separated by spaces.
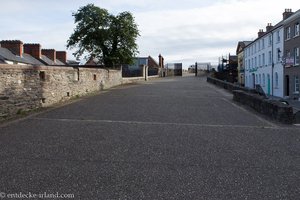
xmin=67 ymin=4 xmax=140 ymax=67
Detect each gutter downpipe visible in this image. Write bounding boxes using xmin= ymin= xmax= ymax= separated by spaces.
xmin=271 ymin=31 xmax=274 ymax=97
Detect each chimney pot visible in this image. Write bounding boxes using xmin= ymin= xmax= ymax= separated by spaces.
xmin=283 ymin=8 xmax=293 ymax=20
xmin=258 ymin=29 xmax=265 ymax=37
xmin=266 ymin=23 xmax=273 ymax=32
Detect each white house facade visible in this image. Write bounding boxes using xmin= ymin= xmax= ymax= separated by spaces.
xmin=244 ymin=24 xmax=284 ymax=97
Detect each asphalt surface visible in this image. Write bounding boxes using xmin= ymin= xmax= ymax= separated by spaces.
xmin=0 ymin=75 xmax=300 ymax=200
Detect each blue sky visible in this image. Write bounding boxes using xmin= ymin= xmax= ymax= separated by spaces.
xmin=0 ymin=0 xmax=299 ymax=67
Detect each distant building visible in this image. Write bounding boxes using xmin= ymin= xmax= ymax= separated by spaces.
xmin=236 ymin=41 xmax=252 ymax=86
xmin=165 ymin=63 xmax=182 ymax=76
xmin=283 ymin=9 xmax=300 ymax=98
xmin=215 ymin=55 xmax=238 ymax=83
xmin=122 ymin=55 xmax=163 ymax=77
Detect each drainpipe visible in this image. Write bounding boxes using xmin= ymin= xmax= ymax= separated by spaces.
xmin=271 ymin=31 xmax=274 ymax=97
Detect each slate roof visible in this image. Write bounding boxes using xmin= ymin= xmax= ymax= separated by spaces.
xmin=0 ymin=47 xmax=27 ymax=64
xmin=39 ymin=55 xmax=65 ymax=65
xmin=0 ymin=47 xmax=45 ymax=65
xmin=0 ymin=45 xmax=66 ymax=66
xmin=67 ymin=60 xmax=80 ymax=65
xmin=22 ymin=53 xmax=44 ymax=65
xmin=55 ymin=59 xmax=65 ymax=65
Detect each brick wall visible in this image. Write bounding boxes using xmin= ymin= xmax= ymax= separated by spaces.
xmin=0 ymin=65 xmax=122 ymax=119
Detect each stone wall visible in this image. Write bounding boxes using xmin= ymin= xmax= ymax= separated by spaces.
xmin=207 ymin=76 xmax=295 ymax=124
xmin=0 ymin=65 xmax=122 ymax=119
xmin=207 ymin=76 xmax=256 ymax=94
xmin=233 ymin=90 xmax=294 ymax=124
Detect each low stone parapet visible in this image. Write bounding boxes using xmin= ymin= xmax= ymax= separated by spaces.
xmin=206 ymin=76 xmax=256 ymax=93
xmin=233 ymin=90 xmax=294 ymax=124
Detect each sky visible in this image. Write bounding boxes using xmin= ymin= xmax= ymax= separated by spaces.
xmin=0 ymin=0 xmax=299 ymax=68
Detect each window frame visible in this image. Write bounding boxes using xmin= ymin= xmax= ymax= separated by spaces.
xmin=295 ymin=22 xmax=299 ymax=37
xmin=286 ymin=26 xmax=291 ymax=40
xmin=295 ymin=76 xmax=299 ymax=92
xmin=294 ymin=47 xmax=300 ymax=66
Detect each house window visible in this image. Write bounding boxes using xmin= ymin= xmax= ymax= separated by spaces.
xmin=295 ymin=23 xmax=299 ymax=37
xmin=256 ymin=74 xmax=258 ymax=84
xmin=294 ymin=47 xmax=300 ymax=65
xmin=268 ymin=35 xmax=272 ymax=46
xmin=268 ymin=51 xmax=272 ymax=65
xmin=259 ymin=55 xmax=261 ymax=67
xmin=249 ymin=75 xmax=251 ymax=86
xmin=295 ymin=76 xmax=299 ymax=92
xmin=258 ymin=40 xmax=261 ymax=50
xmin=262 ymin=53 xmax=265 ymax=66
xmin=259 ymin=74 xmax=262 ymax=85
xmin=262 ymin=74 xmax=265 ymax=86
xmin=277 ymin=48 xmax=281 ymax=62
xmin=286 ymin=27 xmax=291 ymax=40
xmin=262 ymin=38 xmax=265 ymax=49
xmin=275 ymin=72 xmax=278 ymax=88
xmin=277 ymin=31 xmax=280 ymax=42
xmin=255 ymin=57 xmax=257 ymax=67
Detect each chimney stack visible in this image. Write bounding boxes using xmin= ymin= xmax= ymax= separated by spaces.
xmin=283 ymin=9 xmax=293 ymax=20
xmin=24 ymin=43 xmax=41 ymax=59
xmin=56 ymin=51 xmax=67 ymax=63
xmin=158 ymin=54 xmax=162 ymax=67
xmin=258 ymin=29 xmax=265 ymax=38
xmin=158 ymin=54 xmax=164 ymax=68
xmin=42 ymin=49 xmax=56 ymax=61
xmin=266 ymin=23 xmax=273 ymax=32
xmin=0 ymin=40 xmax=23 ymax=56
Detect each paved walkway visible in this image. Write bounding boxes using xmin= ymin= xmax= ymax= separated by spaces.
xmin=0 ymin=76 xmax=299 ymax=199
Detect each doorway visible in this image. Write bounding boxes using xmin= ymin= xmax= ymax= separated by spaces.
xmin=285 ymin=75 xmax=290 ymax=96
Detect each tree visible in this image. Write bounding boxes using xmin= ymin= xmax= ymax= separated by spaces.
xmin=67 ymin=4 xmax=140 ymax=67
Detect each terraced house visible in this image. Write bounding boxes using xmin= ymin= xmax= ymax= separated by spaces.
xmin=244 ymin=21 xmax=284 ymax=97
xmin=244 ymin=9 xmax=299 ymax=98
xmin=283 ymin=9 xmax=300 ymax=98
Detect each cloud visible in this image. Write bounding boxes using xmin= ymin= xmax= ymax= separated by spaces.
xmin=134 ymin=0 xmax=300 ymax=66
xmin=0 ymin=0 xmax=300 ymax=66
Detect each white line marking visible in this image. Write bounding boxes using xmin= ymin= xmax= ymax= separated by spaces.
xmin=32 ymin=117 xmax=283 ymax=129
